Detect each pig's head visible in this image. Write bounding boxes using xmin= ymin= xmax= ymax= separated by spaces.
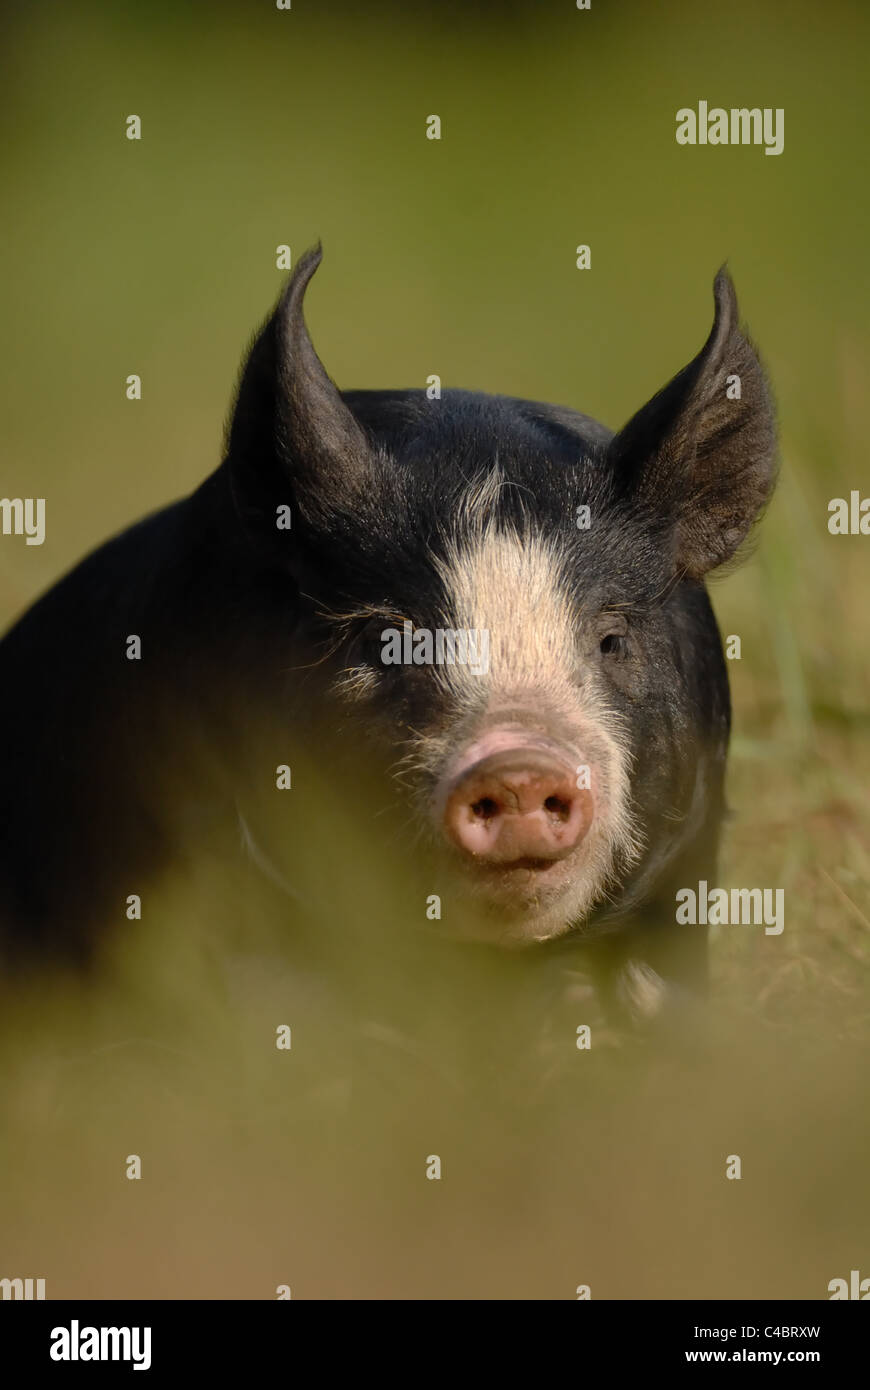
xmin=227 ymin=247 xmax=777 ymax=947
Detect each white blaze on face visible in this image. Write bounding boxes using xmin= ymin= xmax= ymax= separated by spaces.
xmin=432 ymin=512 xmax=640 ymax=941
xmin=434 ymin=527 xmax=577 ymax=702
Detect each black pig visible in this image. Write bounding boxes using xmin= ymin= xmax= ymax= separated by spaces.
xmin=0 ymin=248 xmax=776 ymax=1022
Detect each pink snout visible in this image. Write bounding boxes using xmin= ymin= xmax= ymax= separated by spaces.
xmin=443 ymin=745 xmax=592 ymax=864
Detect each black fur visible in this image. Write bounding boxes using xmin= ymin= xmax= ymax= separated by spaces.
xmin=0 ymin=248 xmax=777 ymax=1017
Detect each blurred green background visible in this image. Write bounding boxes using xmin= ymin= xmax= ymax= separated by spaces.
xmin=1 ymin=0 xmax=868 ymax=1300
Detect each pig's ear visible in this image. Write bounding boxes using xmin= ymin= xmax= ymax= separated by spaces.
xmin=227 ymin=244 xmax=372 ymax=527
xmin=608 ymin=270 xmax=777 ymax=578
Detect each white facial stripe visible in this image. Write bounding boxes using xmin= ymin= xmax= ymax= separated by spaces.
xmin=433 ymin=518 xmax=641 ymax=938
xmin=434 ymin=526 xmax=576 ymax=704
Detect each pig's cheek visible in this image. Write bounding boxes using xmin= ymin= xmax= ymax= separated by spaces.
xmin=599 ymin=654 xmax=648 ymax=700
xmin=329 ymin=663 xmax=382 ymax=703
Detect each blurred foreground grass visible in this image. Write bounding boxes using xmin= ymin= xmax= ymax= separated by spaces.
xmin=0 ymin=720 xmax=867 ymax=1299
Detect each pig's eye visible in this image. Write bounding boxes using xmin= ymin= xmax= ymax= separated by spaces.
xmin=597 ymin=615 xmax=629 ymax=658
xmin=354 ymin=622 xmax=386 ymax=661
xmin=351 ymin=616 xmax=405 ymax=668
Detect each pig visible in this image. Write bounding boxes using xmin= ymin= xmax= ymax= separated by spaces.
xmin=0 ymin=247 xmax=776 ymax=1024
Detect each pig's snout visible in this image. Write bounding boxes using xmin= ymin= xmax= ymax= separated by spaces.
xmin=443 ymin=746 xmax=591 ymax=864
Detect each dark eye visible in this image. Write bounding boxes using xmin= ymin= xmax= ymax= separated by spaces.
xmin=352 ymin=615 xmax=407 ymax=667
xmin=354 ymin=620 xmax=386 ymax=660
xmin=597 ymin=612 xmax=629 ymax=657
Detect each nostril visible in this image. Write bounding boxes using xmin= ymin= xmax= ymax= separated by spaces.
xmin=470 ymin=796 xmax=499 ymax=820
xmin=543 ymin=794 xmax=572 ymax=821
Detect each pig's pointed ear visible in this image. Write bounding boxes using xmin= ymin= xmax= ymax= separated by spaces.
xmin=228 ymin=244 xmax=372 ymax=526
xmin=609 ymin=269 xmax=777 ymax=578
